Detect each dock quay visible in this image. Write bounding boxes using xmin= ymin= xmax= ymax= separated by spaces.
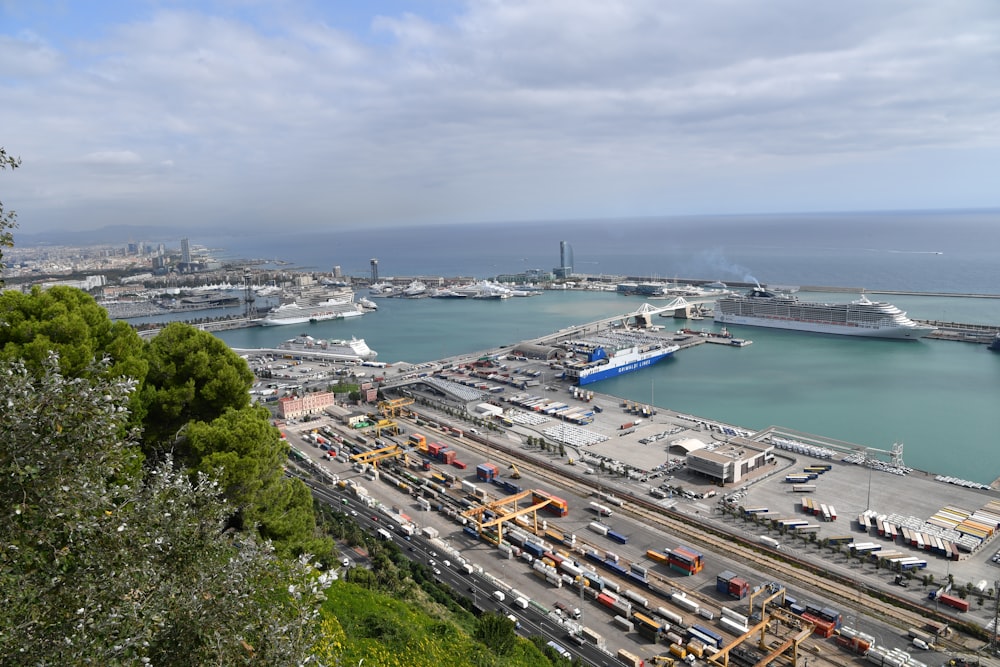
xmin=920 ymin=319 xmax=999 ymax=343
xmin=248 ymin=293 xmax=1000 ymax=662
xmin=302 ymin=340 xmax=1000 ymax=661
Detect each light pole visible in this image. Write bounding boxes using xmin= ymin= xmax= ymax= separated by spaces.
xmin=865 ymin=448 xmax=873 ymax=511
xmin=993 ymin=580 xmax=999 ymax=655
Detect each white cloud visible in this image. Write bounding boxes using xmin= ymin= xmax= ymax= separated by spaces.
xmin=0 ymin=31 xmax=61 ymax=77
xmin=82 ymin=150 xmax=142 ymax=165
xmin=1 ymin=1 xmax=998 ymax=234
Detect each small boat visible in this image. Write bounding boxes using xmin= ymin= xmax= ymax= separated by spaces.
xmin=402 ymin=280 xmax=428 ymax=297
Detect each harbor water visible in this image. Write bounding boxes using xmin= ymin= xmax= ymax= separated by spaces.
xmin=214 ymin=289 xmax=1000 ymax=485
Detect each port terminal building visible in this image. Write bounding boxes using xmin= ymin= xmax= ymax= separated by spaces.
xmin=685 ymin=438 xmax=775 ymax=486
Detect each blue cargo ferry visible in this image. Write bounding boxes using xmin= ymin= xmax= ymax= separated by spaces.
xmin=563 ymin=338 xmax=679 ymax=386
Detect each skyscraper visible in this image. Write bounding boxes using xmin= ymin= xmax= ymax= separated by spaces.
xmin=555 ymin=241 xmax=574 ymax=278
xmin=370 ymin=258 xmax=379 ymax=283
xmin=180 ymin=238 xmax=191 ymax=264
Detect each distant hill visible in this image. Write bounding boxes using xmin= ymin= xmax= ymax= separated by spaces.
xmin=15 ymin=224 xmax=218 ymax=247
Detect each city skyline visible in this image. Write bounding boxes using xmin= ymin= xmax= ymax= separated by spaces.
xmin=2 ymin=1 xmax=998 ymax=236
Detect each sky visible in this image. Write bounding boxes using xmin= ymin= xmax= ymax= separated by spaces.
xmin=2 ymin=0 xmax=999 ymax=237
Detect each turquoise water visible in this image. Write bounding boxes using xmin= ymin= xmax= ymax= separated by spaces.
xmin=214 ymin=290 xmax=1000 ymax=484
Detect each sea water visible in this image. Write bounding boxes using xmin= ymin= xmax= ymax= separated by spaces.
xmin=215 ymin=288 xmax=1000 ymax=484
xmin=192 ymin=210 xmax=1000 ymax=482
xmin=206 ymin=209 xmax=1000 ymax=293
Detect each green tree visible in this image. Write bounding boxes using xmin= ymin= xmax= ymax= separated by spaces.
xmin=0 ymin=285 xmax=147 ymax=382
xmin=186 ymin=405 xmax=287 ymax=509
xmin=0 ymin=356 xmax=329 ymax=665
xmin=474 ymin=613 xmax=517 ymax=656
xmin=0 ymin=147 xmax=18 ymax=281
xmin=139 ymin=321 xmax=254 ymax=450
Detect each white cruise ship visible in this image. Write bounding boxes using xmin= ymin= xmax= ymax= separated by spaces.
xmin=260 ymin=287 xmax=364 ymax=326
xmin=276 ymin=334 xmax=377 ymax=361
xmin=714 ymin=287 xmax=936 ymax=339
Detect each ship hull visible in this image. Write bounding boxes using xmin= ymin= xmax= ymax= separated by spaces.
xmin=261 ymin=308 xmax=362 ymax=326
xmin=714 ymin=313 xmax=934 ymax=339
xmin=276 ymin=335 xmax=376 ymax=360
xmin=572 ymin=347 xmax=677 ymax=386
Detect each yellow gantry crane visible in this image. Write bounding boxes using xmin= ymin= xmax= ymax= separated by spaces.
xmin=705 ymin=586 xmax=815 ymax=667
xmin=461 ymin=490 xmax=552 ymax=544
xmin=748 ymin=586 xmax=786 ymax=618
xmin=372 ymin=418 xmax=400 ymax=437
xmin=349 ymin=444 xmax=406 ymax=467
xmin=378 ymin=397 xmax=414 ymax=419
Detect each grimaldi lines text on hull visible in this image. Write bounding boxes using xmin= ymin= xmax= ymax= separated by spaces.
xmin=562 ymin=332 xmax=680 ymax=386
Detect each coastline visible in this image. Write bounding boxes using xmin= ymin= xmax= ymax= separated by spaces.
xmin=203 ymin=286 xmax=1000 ymax=485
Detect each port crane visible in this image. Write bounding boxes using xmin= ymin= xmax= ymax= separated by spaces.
xmin=349 ymin=444 xmax=407 ymax=468
xmin=461 ymin=490 xmax=552 ymax=543
xmin=371 ymin=418 xmax=401 ymax=437
xmin=378 ymin=397 xmax=414 ymax=419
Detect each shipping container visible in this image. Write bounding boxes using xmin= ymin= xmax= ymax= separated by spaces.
xmin=668 ymin=545 xmax=704 ymax=575
xmin=686 ymin=639 xmax=705 ymax=659
xmin=938 ymin=593 xmax=970 ymax=612
xmin=476 ymin=463 xmax=499 ymax=482
xmin=607 ymin=529 xmax=629 ymax=544
xmin=588 ymin=522 xmax=610 ymax=536
xmin=688 ymin=624 xmax=723 ymax=649
xmin=720 ymin=615 xmax=748 ymax=635
xmin=589 ymin=501 xmax=614 ymax=517
xmin=613 ymin=615 xmax=634 ymax=632
xmin=627 ymin=570 xmax=648 ymax=587
xmin=646 ymin=549 xmax=671 ymax=564
xmin=801 ymin=612 xmax=836 ymax=638
xmin=670 ymin=592 xmax=699 ymax=614
xmin=657 ymin=606 xmax=684 ymax=626
xmin=623 ymin=589 xmax=649 ymax=608
xmin=532 ymin=489 xmax=569 ymax=517
xmin=616 ymin=648 xmax=643 ymax=667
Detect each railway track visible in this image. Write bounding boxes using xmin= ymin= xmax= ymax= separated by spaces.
xmin=402 ymin=411 xmax=979 ymax=655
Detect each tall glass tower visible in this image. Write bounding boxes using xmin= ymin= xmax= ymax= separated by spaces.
xmin=557 ymin=241 xmax=574 ymax=278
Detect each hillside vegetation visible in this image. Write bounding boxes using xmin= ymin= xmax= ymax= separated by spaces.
xmin=0 ymin=284 xmax=572 ymax=665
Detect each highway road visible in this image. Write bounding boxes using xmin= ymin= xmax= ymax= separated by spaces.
xmin=305 ymin=476 xmax=617 ymax=665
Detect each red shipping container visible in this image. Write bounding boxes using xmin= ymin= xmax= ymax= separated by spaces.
xmin=938 ymin=593 xmax=970 ymax=612
xmin=801 ymin=612 xmax=835 ymax=638
xmin=728 ymin=578 xmax=749 ymax=599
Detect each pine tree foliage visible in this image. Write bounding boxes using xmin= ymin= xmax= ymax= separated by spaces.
xmin=0 ymin=147 xmax=19 ymax=281
xmin=0 ymin=356 xmax=331 ymax=665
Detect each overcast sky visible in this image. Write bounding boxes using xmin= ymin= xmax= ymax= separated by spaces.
xmin=2 ymin=1 xmax=998 ymax=236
